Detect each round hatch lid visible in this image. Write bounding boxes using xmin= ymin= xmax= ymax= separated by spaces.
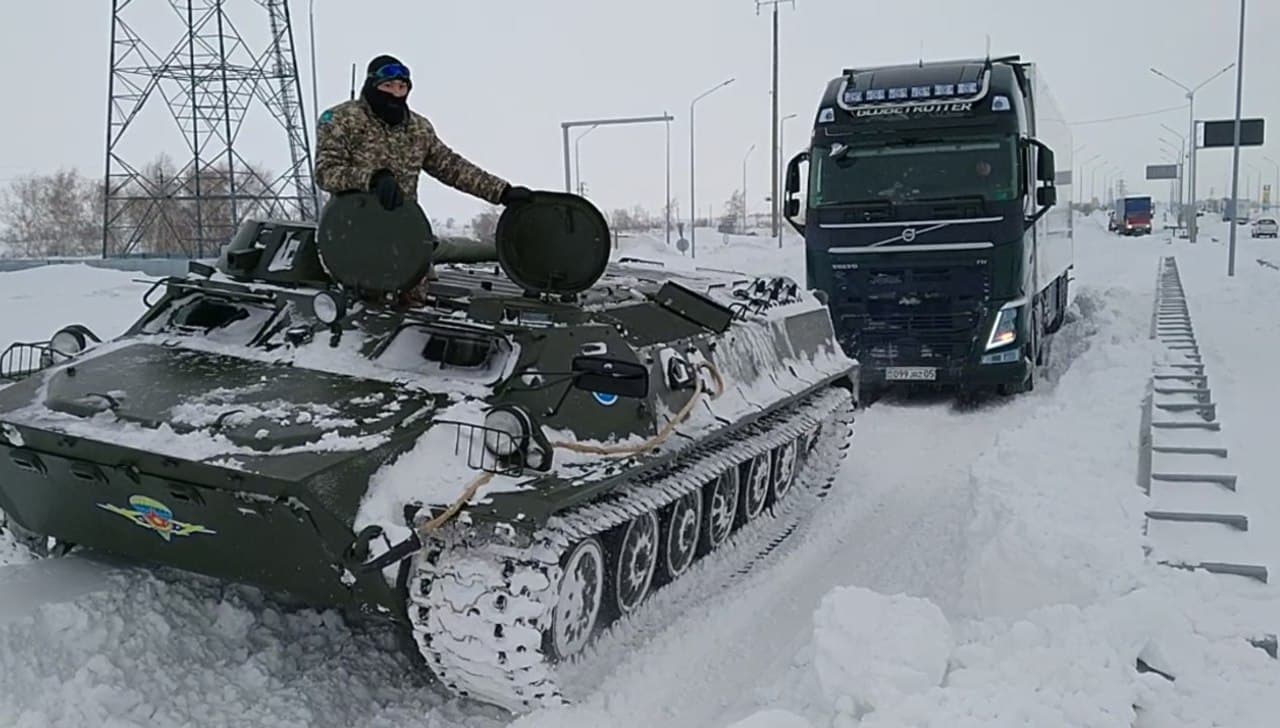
xmin=316 ymin=192 xmax=433 ymax=296
xmin=495 ymin=191 xmax=611 ymax=296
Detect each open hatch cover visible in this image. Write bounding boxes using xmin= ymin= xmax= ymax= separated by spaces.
xmin=495 ymin=191 xmax=611 ymax=297
xmin=316 ymin=192 xmax=433 ymax=296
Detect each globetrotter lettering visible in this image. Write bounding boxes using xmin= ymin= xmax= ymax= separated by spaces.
xmin=853 ymin=102 xmax=974 ymax=118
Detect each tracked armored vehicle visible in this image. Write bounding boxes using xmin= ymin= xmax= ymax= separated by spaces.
xmin=0 ymin=192 xmax=857 ymax=711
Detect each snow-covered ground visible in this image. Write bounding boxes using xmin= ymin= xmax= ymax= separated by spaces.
xmin=1 ymin=216 xmax=1277 ymax=727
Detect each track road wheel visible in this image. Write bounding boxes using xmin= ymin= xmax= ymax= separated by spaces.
xmin=770 ymin=439 xmax=799 ymax=503
xmin=612 ymin=511 xmax=659 ymax=616
xmin=662 ymin=490 xmax=701 ymax=580
xmin=548 ymin=537 xmax=605 ymax=661
xmin=701 ymin=468 xmax=740 ymax=554
xmin=740 ymin=453 xmax=770 ymax=522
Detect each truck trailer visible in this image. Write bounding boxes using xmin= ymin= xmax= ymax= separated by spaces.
xmin=783 ymin=55 xmax=1072 ymax=397
xmin=1110 ymin=195 xmax=1153 ymax=235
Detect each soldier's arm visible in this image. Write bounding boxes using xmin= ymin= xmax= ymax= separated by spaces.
xmin=314 ymin=110 xmax=376 ymax=193
xmin=420 ymin=122 xmax=509 ymax=204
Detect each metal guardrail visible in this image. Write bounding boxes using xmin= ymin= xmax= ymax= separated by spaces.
xmin=1139 ymin=255 xmax=1275 ymax=661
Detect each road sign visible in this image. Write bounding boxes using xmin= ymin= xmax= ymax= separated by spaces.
xmin=1146 ymin=164 xmax=1179 ymax=180
xmin=1201 ymin=118 xmax=1265 ymax=148
xmin=676 ymin=237 xmax=689 ymax=253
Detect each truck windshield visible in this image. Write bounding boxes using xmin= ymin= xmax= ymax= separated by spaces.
xmin=810 ymin=135 xmax=1020 ymax=206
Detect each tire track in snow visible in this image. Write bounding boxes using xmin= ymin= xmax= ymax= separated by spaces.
xmin=512 ymin=295 xmax=1109 ymax=728
xmin=509 ymin=403 xmax=1014 ymax=728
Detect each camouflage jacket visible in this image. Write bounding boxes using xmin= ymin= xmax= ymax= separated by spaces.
xmin=314 ymin=99 xmax=509 ymax=204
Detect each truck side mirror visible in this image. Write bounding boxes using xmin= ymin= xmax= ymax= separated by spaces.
xmin=785 ymin=152 xmax=807 ymax=194
xmin=1028 ymin=139 xmax=1056 ymax=183
xmin=1037 ymin=187 xmax=1057 ymax=207
xmin=783 ymin=151 xmax=810 ymax=235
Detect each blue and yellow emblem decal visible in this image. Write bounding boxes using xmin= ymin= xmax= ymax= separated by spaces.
xmin=97 ymin=495 xmax=216 ymax=542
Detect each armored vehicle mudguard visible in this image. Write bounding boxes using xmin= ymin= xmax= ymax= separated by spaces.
xmin=0 ymin=191 xmax=857 ymax=711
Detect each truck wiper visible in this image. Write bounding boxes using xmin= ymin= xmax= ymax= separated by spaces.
xmin=912 ymin=195 xmax=988 ymax=205
xmin=819 ymin=199 xmax=899 ymax=222
xmin=819 ymin=199 xmax=895 ymax=210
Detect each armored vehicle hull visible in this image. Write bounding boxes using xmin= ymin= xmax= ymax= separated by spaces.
xmin=0 ymin=192 xmax=857 ymax=712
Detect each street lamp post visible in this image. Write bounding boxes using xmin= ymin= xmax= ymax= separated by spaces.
xmin=1227 ymin=0 xmax=1247 ymax=276
xmin=560 ymin=115 xmax=680 ymax=241
xmin=1263 ymin=156 xmax=1279 ymax=212
xmin=665 ymin=114 xmax=672 ymax=246
xmin=1151 ymin=61 xmax=1235 ymax=243
xmin=1072 ymin=144 xmax=1087 ymax=206
xmin=1080 ymin=153 xmax=1101 ymax=206
xmin=1161 ymin=148 xmax=1182 ymax=218
xmin=1245 ymin=162 xmax=1261 ymax=213
xmin=689 ymin=77 xmax=735 ymax=258
xmin=1159 ymin=137 xmax=1184 ymax=214
xmin=778 ymin=112 xmax=798 ymax=248
xmin=742 ymin=143 xmax=756 ymax=233
xmin=1085 ymin=157 xmax=1104 ymax=205
xmin=573 ymin=124 xmax=599 ymax=196
xmin=1161 ymin=123 xmax=1188 ymax=222
xmin=757 ymin=0 xmax=795 ymax=239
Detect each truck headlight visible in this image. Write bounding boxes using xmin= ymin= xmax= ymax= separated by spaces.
xmin=483 ymin=406 xmax=530 ymax=457
xmin=985 ymin=305 xmax=1020 ymax=351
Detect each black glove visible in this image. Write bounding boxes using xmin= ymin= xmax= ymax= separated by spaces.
xmin=500 ymin=185 xmax=533 ymax=206
xmin=369 ymin=169 xmax=404 ymax=210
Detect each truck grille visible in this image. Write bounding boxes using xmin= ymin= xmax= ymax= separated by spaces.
xmin=833 ymin=261 xmax=991 ymax=367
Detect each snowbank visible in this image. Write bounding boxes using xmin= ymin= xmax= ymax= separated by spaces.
xmin=0 ymin=263 xmax=150 ymax=347
xmin=724 ymin=709 xmax=814 ymax=728
xmin=959 ymin=286 xmax=1153 ymax=620
xmin=783 ymin=221 xmax=1280 ymax=727
xmin=812 ymin=587 xmax=951 ymax=717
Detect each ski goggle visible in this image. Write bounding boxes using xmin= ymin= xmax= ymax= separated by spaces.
xmin=370 ymin=63 xmax=411 ymax=82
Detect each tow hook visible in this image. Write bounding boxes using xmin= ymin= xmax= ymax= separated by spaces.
xmin=354 ymin=527 xmax=424 ymax=574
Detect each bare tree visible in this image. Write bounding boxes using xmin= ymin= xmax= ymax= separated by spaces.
xmin=0 ymin=168 xmax=102 ymax=257
xmin=719 ymin=189 xmax=744 ymax=234
xmin=470 ymin=207 xmax=501 ymax=243
xmin=610 ymin=208 xmax=635 ymax=232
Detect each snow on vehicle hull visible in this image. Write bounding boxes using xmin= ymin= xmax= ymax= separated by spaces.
xmin=0 ymin=191 xmax=860 ymax=714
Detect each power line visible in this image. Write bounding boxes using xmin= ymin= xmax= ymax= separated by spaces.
xmin=1069 ymin=104 xmax=1189 ymax=126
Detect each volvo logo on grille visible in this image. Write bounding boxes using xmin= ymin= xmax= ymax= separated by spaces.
xmin=901 ymin=228 xmax=918 ymax=243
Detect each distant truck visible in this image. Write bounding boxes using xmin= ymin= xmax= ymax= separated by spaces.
xmin=783 ymin=54 xmax=1072 ymax=397
xmin=1110 ymin=195 xmax=1153 ymax=235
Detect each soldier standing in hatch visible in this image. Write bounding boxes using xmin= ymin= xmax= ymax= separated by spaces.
xmin=315 ymin=54 xmax=532 ymax=301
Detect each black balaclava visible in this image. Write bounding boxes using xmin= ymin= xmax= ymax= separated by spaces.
xmin=362 ymin=54 xmax=412 ymax=126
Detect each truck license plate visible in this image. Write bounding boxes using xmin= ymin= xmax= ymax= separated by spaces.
xmin=884 ymin=367 xmax=937 ymax=381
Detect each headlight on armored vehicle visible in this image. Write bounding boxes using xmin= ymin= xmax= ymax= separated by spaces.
xmin=311 ymin=292 xmax=345 ymax=325
xmin=47 ymin=325 xmax=99 ymax=364
xmin=985 ymin=304 xmax=1021 ymax=351
xmin=483 ymin=406 xmax=531 ymax=458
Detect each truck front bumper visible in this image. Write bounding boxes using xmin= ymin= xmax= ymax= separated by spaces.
xmin=860 ymin=353 xmax=1029 ymax=391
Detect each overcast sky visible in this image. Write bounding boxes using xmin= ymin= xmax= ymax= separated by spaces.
xmin=1 ymin=0 xmax=1277 ymax=225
